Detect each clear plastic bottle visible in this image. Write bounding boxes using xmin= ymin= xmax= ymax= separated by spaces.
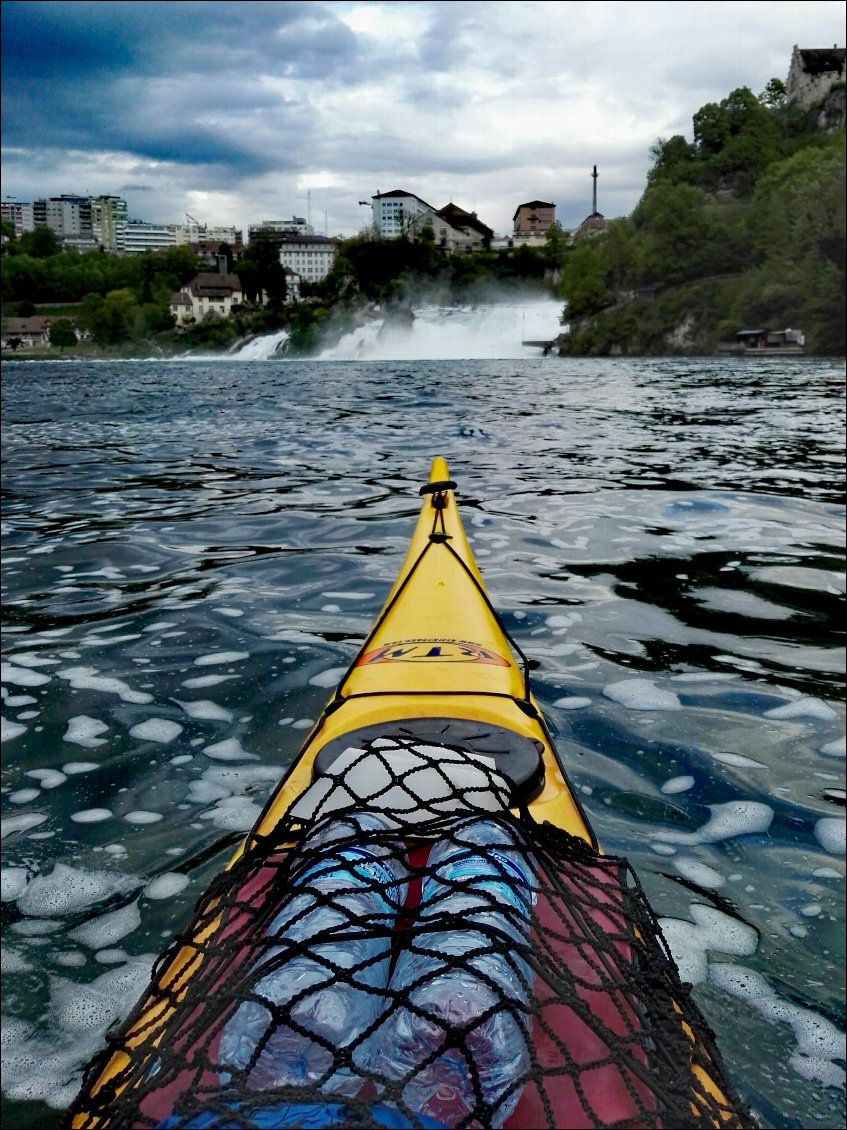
xmin=217 ymin=810 xmax=408 ymax=1096
xmin=367 ymin=817 xmax=536 ymax=1128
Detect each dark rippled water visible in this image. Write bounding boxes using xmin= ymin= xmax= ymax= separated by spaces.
xmin=1 ymin=355 xmax=845 ymax=1129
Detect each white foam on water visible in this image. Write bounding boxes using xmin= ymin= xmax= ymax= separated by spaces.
xmin=603 ymin=678 xmax=683 ymax=711
xmin=68 ymin=900 xmax=141 ymax=948
xmin=0 ymin=954 xmax=156 ymax=1108
xmin=308 ymin=666 xmax=348 ymax=688
xmin=712 ymin=752 xmax=766 ymax=768
xmin=2 ymin=948 xmax=33 ymax=972
xmin=672 ymin=857 xmax=725 ymax=888
xmin=16 ymin=863 xmax=140 ymax=917
xmin=2 ymin=866 xmax=36 ymax=902
xmin=9 ymin=788 xmax=41 ymax=804
xmin=193 ymin=651 xmax=249 ymax=667
xmin=128 ymin=718 xmax=184 ymax=743
xmin=64 ymin=715 xmax=109 ymax=747
xmin=551 ymin=696 xmax=592 ymax=709
xmin=292 ymin=717 xmax=314 ymax=729
xmin=1 ymin=717 xmax=27 ymax=742
xmin=1 ymin=663 xmax=51 ymax=687
xmin=62 ymin=762 xmax=99 ymax=774
xmin=814 ymin=817 xmax=845 ymax=855
xmin=321 ymin=591 xmax=375 ymax=600
xmin=181 ymin=673 xmax=238 ymax=688
xmin=764 ymin=697 xmax=839 ymax=721
xmin=708 ymin=963 xmax=846 ymax=1088
xmin=55 ymin=666 xmax=153 ymax=704
xmin=661 ymin=775 xmax=696 ymax=794
xmin=95 ymin=948 xmax=131 ymax=964
xmin=655 ymin=800 xmax=774 ymax=845
xmin=71 ymin=809 xmax=113 ymax=823
xmin=186 ymin=762 xmax=281 ymax=806
xmin=820 ymin=736 xmax=845 ymax=758
xmin=215 ymin=607 xmax=244 ymax=617
xmin=144 ymin=873 xmax=190 ymax=900
xmin=26 ymin=768 xmax=67 ymax=788
xmin=670 ymin=672 xmax=740 ymax=682
xmin=658 ymin=903 xmax=758 ymax=985
xmin=1 ymin=812 xmax=49 ymax=839
xmin=6 ymin=653 xmax=59 ymax=668
xmin=198 ymin=794 xmax=265 ymax=831
xmin=5 ymin=694 xmax=38 ymax=705
xmin=175 ymin=699 xmax=233 ymax=721
xmin=54 ymin=952 xmax=87 ymax=968
xmin=11 ymin=917 xmax=61 ymax=936
xmin=201 ymin=737 xmax=258 ymax=761
xmin=123 ymin=810 xmax=164 ymax=824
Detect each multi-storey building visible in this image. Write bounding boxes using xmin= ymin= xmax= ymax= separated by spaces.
xmin=277 ymin=234 xmax=338 ymax=283
xmin=90 ymin=196 xmax=129 ymax=252
xmin=168 ymin=273 xmax=245 ymax=326
xmin=1 ymin=200 xmax=35 ymax=237
xmin=369 ymin=190 xmax=434 ymax=239
xmin=409 ymin=203 xmax=494 ymax=253
xmin=512 ymin=200 xmax=556 ymax=247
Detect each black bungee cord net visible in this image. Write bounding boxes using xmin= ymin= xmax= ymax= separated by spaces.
xmin=67 ymin=740 xmax=755 ymax=1129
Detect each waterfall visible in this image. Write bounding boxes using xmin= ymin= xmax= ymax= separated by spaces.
xmin=233 ymin=299 xmax=563 ymax=362
xmin=234 ymin=330 xmax=290 ymax=359
xmin=319 ymin=300 xmax=563 ymax=360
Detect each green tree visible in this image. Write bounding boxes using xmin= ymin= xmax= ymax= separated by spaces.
xmin=48 ymin=318 xmax=78 ymax=351
xmin=18 ymin=226 xmax=61 ymax=258
xmin=759 ymin=78 xmax=786 ymax=109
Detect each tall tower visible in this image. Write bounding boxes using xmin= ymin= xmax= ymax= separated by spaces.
xmin=592 ymin=166 xmax=598 ymax=215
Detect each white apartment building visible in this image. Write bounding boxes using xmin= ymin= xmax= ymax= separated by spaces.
xmin=1 ymin=201 xmax=35 ymax=236
xmin=277 ymin=234 xmax=338 ymax=283
xmin=370 ymin=190 xmax=434 ymax=239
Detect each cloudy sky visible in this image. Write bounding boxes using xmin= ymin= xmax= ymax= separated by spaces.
xmin=2 ymin=1 xmax=844 ymax=240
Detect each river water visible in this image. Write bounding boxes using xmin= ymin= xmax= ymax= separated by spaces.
xmin=1 ymin=333 xmax=845 ymax=1129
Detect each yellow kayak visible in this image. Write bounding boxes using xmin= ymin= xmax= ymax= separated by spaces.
xmin=68 ymin=458 xmax=755 ymax=1130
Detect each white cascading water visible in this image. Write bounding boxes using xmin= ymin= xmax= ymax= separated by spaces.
xmin=235 ymin=330 xmax=290 ymax=359
xmin=232 ymin=299 xmax=564 ymax=361
xmin=319 ymin=300 xmax=564 ymax=360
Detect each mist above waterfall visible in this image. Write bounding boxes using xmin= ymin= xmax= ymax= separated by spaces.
xmin=317 ymin=296 xmax=564 ymax=360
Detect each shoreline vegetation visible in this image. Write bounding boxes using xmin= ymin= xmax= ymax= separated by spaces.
xmin=2 ymin=80 xmax=845 ymax=360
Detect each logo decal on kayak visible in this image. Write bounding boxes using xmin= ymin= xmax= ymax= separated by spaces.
xmin=357 ymin=639 xmax=511 ymax=667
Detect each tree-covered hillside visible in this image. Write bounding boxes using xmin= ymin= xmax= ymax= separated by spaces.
xmin=559 ymin=82 xmax=846 ymax=356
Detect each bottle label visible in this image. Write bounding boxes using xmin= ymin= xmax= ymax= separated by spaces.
xmin=296 ymin=846 xmax=404 ymax=908
xmin=436 ymin=848 xmax=534 ymax=916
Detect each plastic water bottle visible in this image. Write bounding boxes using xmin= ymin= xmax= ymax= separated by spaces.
xmin=217 ymin=810 xmax=408 ymax=1096
xmin=368 ymin=817 xmax=536 ymax=1128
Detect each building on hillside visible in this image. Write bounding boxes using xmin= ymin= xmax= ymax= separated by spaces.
xmin=368 ymin=190 xmax=434 ymax=239
xmin=408 ymin=202 xmax=495 ymax=253
xmin=91 ymin=196 xmax=129 ymax=251
xmin=277 ymin=234 xmax=338 ymax=283
xmin=168 ymin=273 xmax=245 ymax=326
xmin=786 ymin=45 xmax=846 ymax=108
xmin=122 ymin=221 xmax=180 ymax=254
xmin=1 ymin=200 xmax=35 ymax=237
xmin=512 ymin=200 xmax=556 ymax=247
xmin=1 ymin=316 xmax=54 ymax=350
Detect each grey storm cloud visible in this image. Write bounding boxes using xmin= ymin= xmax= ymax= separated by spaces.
xmin=2 ymin=0 xmax=845 ymax=237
